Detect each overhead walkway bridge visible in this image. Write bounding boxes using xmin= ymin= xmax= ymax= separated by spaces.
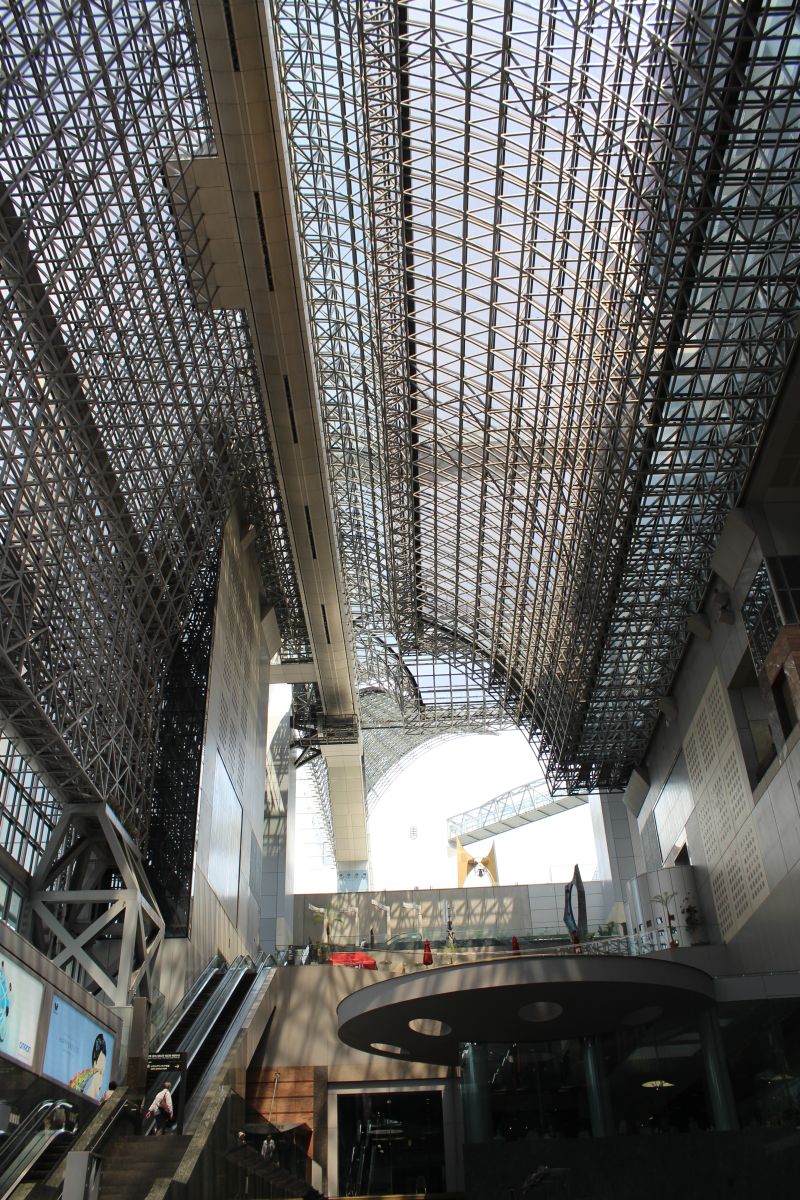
xmin=446 ymin=780 xmax=589 ymax=848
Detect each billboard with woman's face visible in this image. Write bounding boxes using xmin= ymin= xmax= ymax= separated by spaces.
xmin=42 ymin=995 xmax=115 ymax=1100
xmin=0 ymin=955 xmax=45 ymax=1069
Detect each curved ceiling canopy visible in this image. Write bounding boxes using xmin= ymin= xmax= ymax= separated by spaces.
xmin=273 ymin=0 xmax=800 ymax=791
xmin=360 ymin=688 xmax=503 ymax=809
xmin=337 ymin=954 xmax=715 ymax=1064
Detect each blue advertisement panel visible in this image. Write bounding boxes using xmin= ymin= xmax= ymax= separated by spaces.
xmin=0 ymin=954 xmax=44 ymax=1069
xmin=42 ymin=995 xmax=115 ymax=1101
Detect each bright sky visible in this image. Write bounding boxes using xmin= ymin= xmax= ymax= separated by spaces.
xmin=292 ymin=725 xmax=598 ymax=893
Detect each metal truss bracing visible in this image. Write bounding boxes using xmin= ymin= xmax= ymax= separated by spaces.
xmin=271 ymin=0 xmax=800 ymax=790
xmin=447 ymin=779 xmax=588 ymax=848
xmin=294 ymin=684 xmax=488 ymax=837
xmin=1 ymin=2 xmax=309 ymax=838
xmin=309 ymin=752 xmax=336 ymax=861
xmin=27 ymin=803 xmax=164 ymax=1007
xmin=296 ymin=751 xmax=335 ymax=863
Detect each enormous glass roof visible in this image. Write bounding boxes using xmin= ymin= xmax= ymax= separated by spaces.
xmin=271 ymin=0 xmax=800 ymax=790
xmin=2 ymin=0 xmax=799 ymax=834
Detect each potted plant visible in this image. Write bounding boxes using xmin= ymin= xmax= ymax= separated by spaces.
xmin=680 ymin=896 xmax=704 ymax=945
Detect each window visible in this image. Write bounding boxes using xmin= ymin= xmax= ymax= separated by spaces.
xmin=0 ymin=734 xmax=60 ymax=876
xmin=0 ymin=876 xmax=25 ymax=931
xmin=727 ymin=653 xmax=778 ymax=787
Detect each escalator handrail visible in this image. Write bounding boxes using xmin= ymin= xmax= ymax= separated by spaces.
xmin=183 ymin=957 xmax=272 ymax=1127
xmin=152 ymin=952 xmax=226 ymax=1052
xmin=176 ymin=956 xmax=253 ymax=1070
xmin=140 ymin=956 xmax=258 ymax=1125
xmin=0 ymin=1125 xmax=72 ymax=1200
xmin=0 ymin=1101 xmax=75 ymax=1174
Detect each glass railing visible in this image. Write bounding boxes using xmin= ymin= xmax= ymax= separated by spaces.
xmin=269 ymin=926 xmax=709 ymax=975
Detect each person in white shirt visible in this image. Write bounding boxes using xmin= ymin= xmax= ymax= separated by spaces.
xmin=151 ymin=1082 xmax=173 ymax=1135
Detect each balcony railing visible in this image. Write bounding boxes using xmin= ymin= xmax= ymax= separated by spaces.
xmin=271 ymin=926 xmax=707 ymax=974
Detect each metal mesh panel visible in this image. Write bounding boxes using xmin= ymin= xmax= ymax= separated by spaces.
xmin=148 ymin=545 xmax=219 ymax=935
xmin=0 ymin=2 xmax=308 ymax=837
xmin=272 ymin=0 xmax=800 ymax=790
xmin=741 ymin=561 xmax=780 ymax=674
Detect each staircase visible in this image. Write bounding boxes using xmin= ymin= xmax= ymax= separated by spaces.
xmin=98 ymin=1135 xmax=191 ymax=1200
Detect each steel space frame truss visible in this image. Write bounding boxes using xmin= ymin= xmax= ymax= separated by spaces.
xmin=27 ymin=802 xmax=164 ymax=1007
xmin=0 ymin=2 xmax=308 ymax=840
xmin=447 ymin=779 xmax=588 ymax=848
xmin=272 ymin=0 xmax=800 ymax=791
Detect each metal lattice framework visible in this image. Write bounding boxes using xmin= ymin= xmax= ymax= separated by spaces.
xmin=0 ymin=2 xmax=309 ymax=839
xmin=148 ymin=545 xmax=220 ymax=934
xmin=446 ymin=778 xmax=587 ymax=847
xmin=272 ymin=0 xmax=800 ymax=790
xmin=360 ymin=688 xmax=502 ymax=810
xmin=28 ymin=803 xmax=164 ymax=1006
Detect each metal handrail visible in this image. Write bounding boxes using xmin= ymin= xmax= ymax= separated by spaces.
xmin=183 ymin=956 xmax=272 ymax=1128
xmin=271 ymin=927 xmax=711 ymax=976
xmin=0 ymin=1103 xmax=76 ymax=1200
xmin=0 ymin=1100 xmax=75 ymax=1174
xmin=177 ymin=956 xmax=252 ymax=1068
xmin=152 ymin=952 xmax=226 ymax=1052
xmin=141 ymin=954 xmax=264 ymax=1134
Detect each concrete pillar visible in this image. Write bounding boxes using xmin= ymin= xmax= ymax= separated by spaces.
xmin=591 ymin=791 xmax=642 ymax=904
xmin=322 ymin=740 xmax=368 ymax=870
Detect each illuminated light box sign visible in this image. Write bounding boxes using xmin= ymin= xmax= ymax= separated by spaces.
xmin=0 ymin=954 xmax=44 ymax=1069
xmin=42 ymin=995 xmax=115 ymax=1101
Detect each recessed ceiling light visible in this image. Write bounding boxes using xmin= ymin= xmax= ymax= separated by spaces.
xmin=641 ymin=1079 xmax=674 ymax=1089
xmin=408 ymin=1017 xmax=452 ymax=1037
xmin=370 ymin=1042 xmax=410 ymax=1057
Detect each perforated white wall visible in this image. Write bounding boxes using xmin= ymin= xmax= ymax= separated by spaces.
xmin=684 ymin=672 xmax=768 ymax=939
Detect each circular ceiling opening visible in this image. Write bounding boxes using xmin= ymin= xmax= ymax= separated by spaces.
xmin=519 ymin=1001 xmax=563 ymax=1023
xmin=641 ymin=1079 xmax=674 ymax=1089
xmin=621 ymin=1005 xmax=663 ymax=1027
xmin=370 ymin=1042 xmax=410 ymax=1057
xmin=408 ymin=1017 xmax=452 ymax=1037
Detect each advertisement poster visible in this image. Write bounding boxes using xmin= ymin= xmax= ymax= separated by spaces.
xmin=42 ymin=995 xmax=115 ymax=1101
xmin=0 ymin=955 xmax=44 ymax=1069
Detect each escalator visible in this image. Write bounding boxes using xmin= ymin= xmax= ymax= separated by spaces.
xmin=79 ymin=955 xmax=271 ymax=1200
xmin=0 ymin=1100 xmax=77 ymax=1200
xmin=151 ymin=955 xmax=227 ymax=1056
xmin=142 ymin=954 xmax=266 ymax=1132
xmin=5 ymin=956 xmax=275 ymax=1200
